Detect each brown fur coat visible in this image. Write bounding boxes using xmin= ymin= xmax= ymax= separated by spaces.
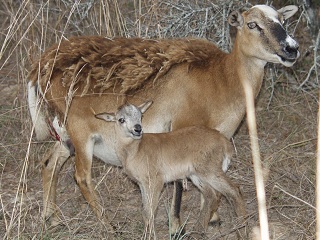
xmin=29 ymin=36 xmax=225 ymax=95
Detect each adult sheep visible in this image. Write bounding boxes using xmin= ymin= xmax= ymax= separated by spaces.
xmin=28 ymin=4 xmax=299 ymax=236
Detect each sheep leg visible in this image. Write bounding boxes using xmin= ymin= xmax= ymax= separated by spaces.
xmin=208 ymin=173 xmax=247 ymax=238
xmin=74 ymin=143 xmax=114 ymax=235
xmin=200 ymin=189 xmax=222 ymax=225
xmin=42 ymin=141 xmax=71 ymax=226
xmin=207 ymin=173 xmax=246 ymax=218
xmin=169 ymin=181 xmax=184 ymax=235
xmin=170 ymin=180 xmax=221 ymax=235
xmin=139 ymin=181 xmax=163 ymax=238
xmin=190 ymin=176 xmax=221 ymax=233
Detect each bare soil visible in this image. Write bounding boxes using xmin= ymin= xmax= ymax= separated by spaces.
xmin=0 ymin=60 xmax=317 ymax=239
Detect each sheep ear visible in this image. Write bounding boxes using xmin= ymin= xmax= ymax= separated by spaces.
xmin=278 ymin=5 xmax=298 ymax=20
xmin=95 ymin=112 xmax=116 ymax=122
xmin=138 ymin=100 xmax=153 ymax=114
xmin=228 ymin=10 xmax=244 ymax=28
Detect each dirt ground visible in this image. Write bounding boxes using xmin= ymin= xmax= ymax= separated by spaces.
xmin=0 ymin=57 xmax=317 ymax=239
xmin=0 ymin=1 xmax=319 ymax=239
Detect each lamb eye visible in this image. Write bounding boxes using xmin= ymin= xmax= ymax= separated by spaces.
xmin=247 ymin=22 xmax=257 ymax=29
xmin=119 ymin=118 xmax=125 ymax=123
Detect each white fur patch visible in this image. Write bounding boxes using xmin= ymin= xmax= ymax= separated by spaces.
xmin=52 ymin=117 xmax=69 ymax=142
xmin=92 ymin=134 xmax=122 ymax=166
xmin=28 ymin=82 xmax=38 ymax=123
xmin=222 ymin=155 xmax=231 ymax=173
xmin=286 ymin=35 xmax=298 ymax=47
xmin=189 ymin=175 xmax=202 ymax=189
xmin=27 ymin=82 xmax=50 ymax=140
xmin=253 ymin=5 xmax=280 ymax=24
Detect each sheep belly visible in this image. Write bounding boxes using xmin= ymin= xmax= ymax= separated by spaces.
xmin=93 ymin=141 xmax=122 ymax=166
xmin=160 ymin=161 xmax=194 ymax=183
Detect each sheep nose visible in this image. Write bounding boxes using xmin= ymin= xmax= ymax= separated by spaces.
xmin=134 ymin=124 xmax=142 ymax=134
xmin=285 ymin=45 xmax=297 ymax=53
xmin=284 ymin=44 xmax=299 ymax=56
xmin=282 ymin=38 xmax=299 ymax=59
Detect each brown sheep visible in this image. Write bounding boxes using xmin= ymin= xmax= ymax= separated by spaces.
xmin=27 ymin=4 xmax=299 ymax=236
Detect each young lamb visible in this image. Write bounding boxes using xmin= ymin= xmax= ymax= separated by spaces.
xmin=95 ymin=101 xmax=246 ymax=234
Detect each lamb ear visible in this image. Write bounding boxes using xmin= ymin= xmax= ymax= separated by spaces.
xmin=138 ymin=100 xmax=153 ymax=114
xmin=228 ymin=10 xmax=244 ymax=28
xmin=95 ymin=112 xmax=116 ymax=122
xmin=278 ymin=5 xmax=298 ymax=20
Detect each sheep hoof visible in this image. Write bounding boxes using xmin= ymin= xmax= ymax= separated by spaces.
xmin=208 ymin=212 xmax=221 ymax=226
xmin=169 ymin=219 xmax=185 ymax=239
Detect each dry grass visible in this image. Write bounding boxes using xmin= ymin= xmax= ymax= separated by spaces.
xmin=0 ymin=0 xmax=319 ymax=239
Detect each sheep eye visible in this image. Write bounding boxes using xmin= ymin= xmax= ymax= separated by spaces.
xmin=247 ymin=22 xmax=257 ymax=29
xmin=119 ymin=118 xmax=125 ymax=123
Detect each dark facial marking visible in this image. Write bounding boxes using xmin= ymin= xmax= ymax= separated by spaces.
xmin=270 ymin=22 xmax=287 ymax=44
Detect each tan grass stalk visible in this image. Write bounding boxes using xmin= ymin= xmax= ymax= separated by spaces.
xmin=0 ymin=1 xmax=43 ymax=70
xmin=0 ymin=193 xmax=8 ymax=236
xmin=5 ymin=140 xmax=30 ymax=239
xmin=134 ymin=0 xmax=142 ymax=37
xmin=243 ymin=79 xmax=270 ymax=240
xmin=113 ymin=0 xmax=128 ymax=37
xmin=99 ymin=0 xmax=113 ymax=37
xmin=316 ymin=85 xmax=320 ymax=239
xmin=275 ymin=184 xmax=316 ymax=210
xmin=312 ymin=29 xmax=320 ymax=240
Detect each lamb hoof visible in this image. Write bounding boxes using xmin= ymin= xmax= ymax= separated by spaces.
xmin=208 ymin=212 xmax=221 ymax=226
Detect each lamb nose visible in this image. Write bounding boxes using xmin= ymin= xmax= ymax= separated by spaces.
xmin=134 ymin=124 xmax=142 ymax=133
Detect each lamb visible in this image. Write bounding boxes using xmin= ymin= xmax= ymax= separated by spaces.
xmin=95 ymin=101 xmax=246 ymax=235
